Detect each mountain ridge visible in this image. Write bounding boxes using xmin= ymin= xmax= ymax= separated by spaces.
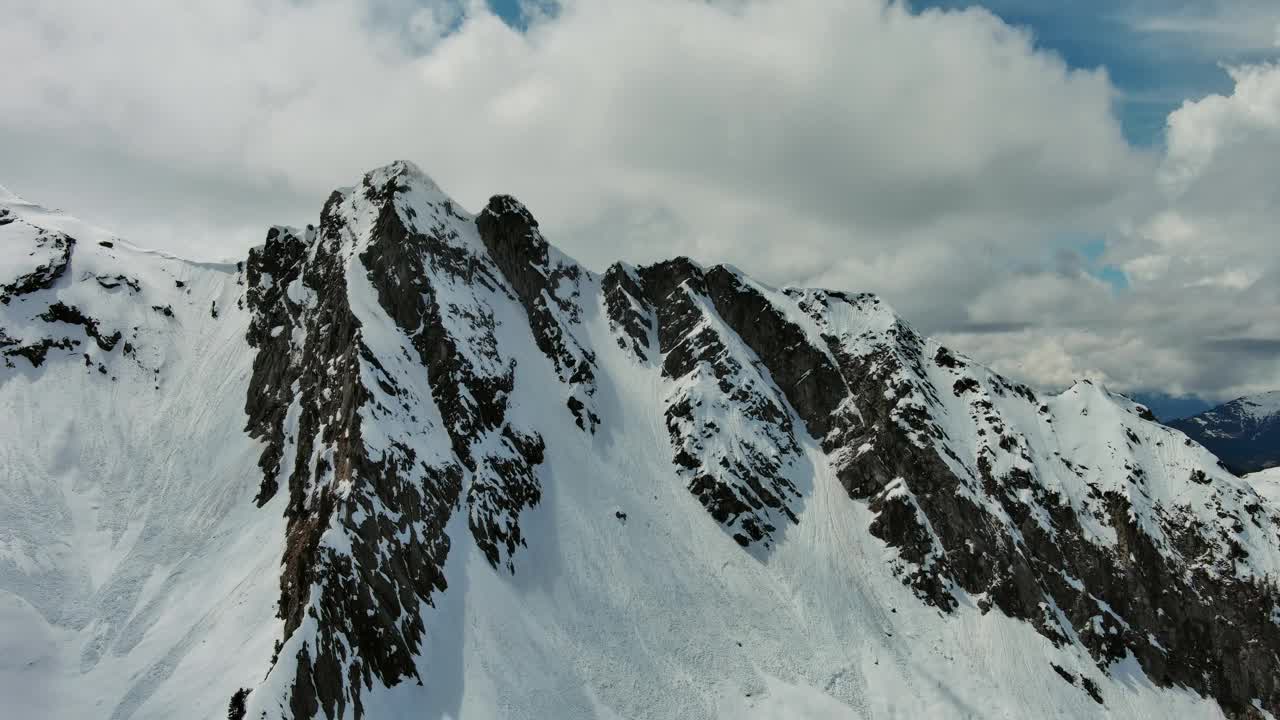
xmin=1170 ymin=391 xmax=1280 ymax=475
xmin=2 ymin=160 xmax=1280 ymax=719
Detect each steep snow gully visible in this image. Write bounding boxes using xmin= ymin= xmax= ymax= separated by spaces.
xmin=2 ymin=162 xmax=1279 ymax=719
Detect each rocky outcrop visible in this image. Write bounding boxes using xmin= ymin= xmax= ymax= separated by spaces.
xmin=357 ymin=172 xmax=545 ymax=574
xmin=476 ymin=195 xmax=600 ymax=432
xmin=0 ymin=331 xmax=78 ymax=367
xmin=241 ymin=164 xmax=570 ymax=717
xmin=0 ymin=216 xmax=143 ymax=369
xmin=601 ymin=262 xmax=654 ymax=360
xmin=244 ymin=186 xmax=467 ymax=718
xmin=619 ymin=259 xmax=806 ymax=549
xmin=88 ymin=273 xmax=140 ymax=292
xmin=0 ymin=228 xmax=74 ymax=304
xmin=701 ymin=266 xmax=849 ymax=439
xmin=243 ymin=225 xmax=310 ymax=504
xmin=38 ymin=302 xmax=122 ymax=351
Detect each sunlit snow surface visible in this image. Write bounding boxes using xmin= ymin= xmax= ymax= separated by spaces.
xmin=0 ymin=194 xmax=285 ymax=719
xmin=1 ymin=174 xmax=1272 ymax=720
xmin=1251 ymin=468 xmax=1280 ymax=506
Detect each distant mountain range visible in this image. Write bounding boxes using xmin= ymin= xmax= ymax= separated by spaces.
xmin=1127 ymin=392 xmax=1213 ymax=422
xmin=1169 ymin=391 xmax=1280 ymax=475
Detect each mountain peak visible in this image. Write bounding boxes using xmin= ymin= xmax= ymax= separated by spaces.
xmin=1171 ymin=389 xmax=1280 ymax=473
xmin=5 ymin=165 xmax=1280 ymax=719
xmin=1239 ymin=389 xmax=1280 ymax=420
xmin=357 ymin=159 xmax=464 ymax=224
xmin=367 ymin=158 xmax=437 ymax=187
xmin=481 ymin=193 xmax=537 ymax=225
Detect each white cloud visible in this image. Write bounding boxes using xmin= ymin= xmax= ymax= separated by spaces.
xmin=0 ymin=0 xmax=1139 ymax=242
xmin=1124 ymin=0 xmax=1280 ymax=56
xmin=0 ymin=0 xmax=1276 ymax=400
xmin=946 ymin=62 xmax=1280 ymax=401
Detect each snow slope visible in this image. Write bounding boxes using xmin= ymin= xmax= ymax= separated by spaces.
xmin=2 ymin=162 xmax=1279 ymax=720
xmin=0 ymin=194 xmax=287 ymax=719
xmin=1250 ymin=468 xmax=1280 ymax=507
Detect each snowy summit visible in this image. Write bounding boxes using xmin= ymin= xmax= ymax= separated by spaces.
xmin=1171 ymin=391 xmax=1280 ymax=475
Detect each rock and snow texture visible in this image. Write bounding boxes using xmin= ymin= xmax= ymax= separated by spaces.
xmin=1170 ymin=391 xmax=1280 ymax=475
xmin=0 ymin=188 xmax=282 ymax=720
xmin=3 ymin=161 xmax=1280 ymax=720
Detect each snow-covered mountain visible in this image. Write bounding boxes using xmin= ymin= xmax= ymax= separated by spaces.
xmin=3 ymin=162 xmax=1280 ymax=720
xmin=1170 ymin=392 xmax=1280 ymax=475
xmin=1249 ymin=468 xmax=1280 ymax=507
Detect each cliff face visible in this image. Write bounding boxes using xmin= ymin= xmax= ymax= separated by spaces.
xmin=3 ymin=162 xmax=1279 ymax=720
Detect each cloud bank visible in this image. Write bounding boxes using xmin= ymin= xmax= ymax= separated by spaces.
xmin=1 ymin=0 xmax=1276 ymax=400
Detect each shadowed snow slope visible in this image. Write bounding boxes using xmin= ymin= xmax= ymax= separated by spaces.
xmin=2 ymin=161 xmax=1280 ymax=720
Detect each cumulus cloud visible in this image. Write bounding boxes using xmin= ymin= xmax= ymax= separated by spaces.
xmin=0 ymin=0 xmax=1275 ymax=400
xmin=944 ymin=61 xmax=1280 ymax=400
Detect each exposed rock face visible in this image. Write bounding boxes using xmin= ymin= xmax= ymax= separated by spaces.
xmin=239 ymin=163 xmax=586 ymax=716
xmin=89 ymin=273 xmax=141 ymax=292
xmin=701 ymin=267 xmax=850 ymax=440
xmin=0 ymin=226 xmax=74 ymax=304
xmin=0 ymin=332 xmax=78 ymax=367
xmin=1171 ymin=391 xmax=1280 ymax=475
xmin=242 ymin=193 xmax=451 ymax=719
xmin=39 ymin=302 xmax=123 ymax=351
xmin=770 ymin=290 xmax=1280 ymax=716
xmin=602 ymin=272 xmax=1280 ymax=716
xmin=355 ymin=174 xmax=545 ymax=574
xmin=0 ymin=212 xmax=170 ymax=372
xmin=5 ymin=162 xmax=1280 ymax=720
xmin=601 ymin=262 xmax=654 ymax=359
xmin=240 ymin=165 xmax=1279 ymax=718
xmin=243 ymin=225 xmax=311 ymax=504
xmin=598 ymin=256 xmax=1280 ymax=715
xmin=626 ymin=259 xmax=807 ymax=549
xmin=475 ymin=195 xmax=600 ymax=432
